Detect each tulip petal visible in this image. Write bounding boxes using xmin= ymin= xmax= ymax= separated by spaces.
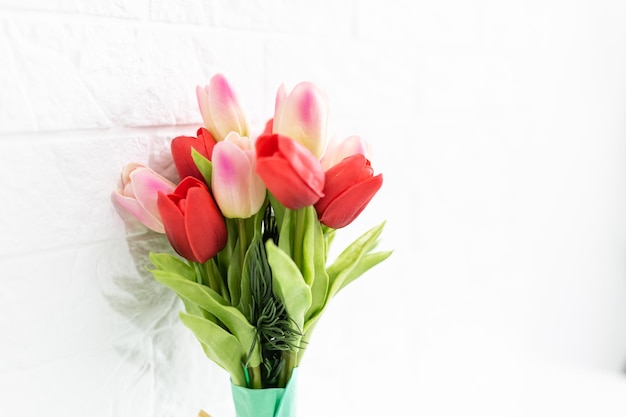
xmin=197 ymin=127 xmax=217 ymax=155
xmin=207 ymin=74 xmax=249 ymax=139
xmin=212 ymin=140 xmax=265 ymax=218
xmin=196 ymin=85 xmax=212 ymax=131
xmin=171 ymin=135 xmax=203 ymax=180
xmin=114 ymin=164 xmax=174 ymax=233
xmin=223 ymin=131 xmax=251 ymax=150
xmin=262 ymin=118 xmax=273 ymax=136
xmin=274 ymin=83 xmax=287 ymax=119
xmin=114 ymin=191 xmax=164 ymax=233
xmin=185 ymin=185 xmax=228 ymax=263
xmin=158 ymin=177 xmax=228 ymax=263
xmin=256 ymin=156 xmax=323 ymax=209
xmin=130 ymin=167 xmax=176 ymax=220
xmin=121 ymin=162 xmax=144 ymax=185
xmin=158 ymin=191 xmax=195 ymax=260
xmin=255 ymin=134 xmax=325 ymax=209
xmin=273 ymin=82 xmax=328 ymax=158
xmin=315 ymin=154 xmax=367 ymax=215
xmin=318 ymin=174 xmax=383 ymax=229
xmin=276 ymin=135 xmax=325 ymax=194
xmin=171 ymin=129 xmax=217 ymax=182
xmin=321 ymin=135 xmax=372 ymax=171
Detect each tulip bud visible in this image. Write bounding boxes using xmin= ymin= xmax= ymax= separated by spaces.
xmin=255 ymin=134 xmax=325 ymax=210
xmin=315 ymin=154 xmax=382 ymax=229
xmin=171 ymin=127 xmax=217 ymax=182
xmin=157 ymin=177 xmax=227 ymax=263
xmin=113 ymin=164 xmax=176 ymax=233
xmin=196 ymin=74 xmax=249 ymax=141
xmin=212 ymin=133 xmax=266 ymax=219
xmin=273 ymin=82 xmax=328 ymax=159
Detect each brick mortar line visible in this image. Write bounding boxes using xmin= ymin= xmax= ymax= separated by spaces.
xmin=0 ymin=235 xmax=154 ymax=262
xmin=0 ymin=124 xmax=201 ymax=142
xmin=0 ymin=7 xmax=355 ymax=39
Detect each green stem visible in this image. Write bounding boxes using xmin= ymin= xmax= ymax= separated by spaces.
xmin=247 ymin=365 xmax=263 ymax=389
xmin=279 ymin=350 xmax=297 ymax=388
xmin=293 ymin=208 xmax=305 ymax=270
xmin=206 ymin=260 xmax=229 ymax=302
xmin=237 ymin=218 xmax=247 ymax=271
xmin=192 ymin=262 xmax=205 ymax=285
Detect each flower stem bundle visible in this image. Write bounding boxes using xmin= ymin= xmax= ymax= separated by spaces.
xmin=114 ymin=74 xmax=391 ymax=389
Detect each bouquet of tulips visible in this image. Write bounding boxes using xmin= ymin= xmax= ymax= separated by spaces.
xmin=113 ymin=74 xmax=390 ymax=417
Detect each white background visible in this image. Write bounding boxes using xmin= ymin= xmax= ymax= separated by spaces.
xmin=1 ymin=1 xmax=626 ymax=416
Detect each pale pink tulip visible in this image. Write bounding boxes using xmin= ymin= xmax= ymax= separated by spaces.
xmin=196 ymin=74 xmax=249 ymax=141
xmin=211 ymin=133 xmax=266 ymax=219
xmin=273 ymin=82 xmax=329 ymax=159
xmin=113 ymin=164 xmax=176 ymax=233
xmin=321 ymin=135 xmax=373 ymax=171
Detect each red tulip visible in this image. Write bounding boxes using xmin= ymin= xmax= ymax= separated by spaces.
xmin=314 ymin=154 xmax=383 ymax=229
xmin=255 ymin=133 xmax=325 ymax=210
xmin=261 ymin=118 xmax=273 ymax=136
xmin=157 ymin=177 xmax=227 ymax=263
xmin=171 ymin=127 xmax=217 ymax=182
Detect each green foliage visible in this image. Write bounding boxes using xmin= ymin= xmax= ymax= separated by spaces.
xmin=152 ymin=269 xmax=261 ymax=368
xmin=149 ymin=202 xmax=390 ymax=389
xmin=149 ymin=252 xmax=194 ymax=279
xmin=179 ymin=312 xmax=248 ymax=386
xmin=265 ymin=240 xmax=311 ymax=332
xmin=246 ymin=235 xmax=302 ymax=387
xmin=301 ymin=207 xmax=328 ymax=322
xmin=191 ymin=148 xmax=212 ymax=187
xmin=326 ymin=221 xmax=388 ymax=299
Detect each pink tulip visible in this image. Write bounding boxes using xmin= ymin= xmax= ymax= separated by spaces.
xmin=211 ymin=133 xmax=266 ymax=218
xmin=196 ymin=74 xmax=249 ymax=141
xmin=321 ymin=135 xmax=373 ymax=171
xmin=113 ymin=164 xmax=176 ymax=233
xmin=273 ymin=82 xmax=328 ymax=159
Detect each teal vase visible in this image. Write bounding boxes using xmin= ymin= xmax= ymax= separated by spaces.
xmin=230 ymin=369 xmax=298 ymax=417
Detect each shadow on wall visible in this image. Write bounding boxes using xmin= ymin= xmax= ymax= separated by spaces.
xmin=103 ymin=199 xmax=197 ymax=414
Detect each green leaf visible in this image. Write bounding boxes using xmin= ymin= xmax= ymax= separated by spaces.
xmin=181 ymin=297 xmax=220 ymax=324
xmin=277 ymin=209 xmax=294 ymax=258
xmin=152 ymin=270 xmax=261 ymax=368
xmin=191 ymin=148 xmax=213 ymax=187
xmin=337 ymin=250 xmax=392 ymax=292
xmin=149 ymin=252 xmax=194 ymax=279
xmin=179 ymin=312 xmax=247 ymax=386
xmin=238 ymin=252 xmax=253 ymax=322
xmin=326 ymin=222 xmax=386 ymax=300
xmin=297 ymin=312 xmax=323 ymax=367
xmin=268 ymin=193 xmax=286 ymax=232
xmin=216 ymin=219 xmax=237 ymax=278
xmin=299 ymin=207 xmax=315 ymax=285
xmin=237 ymin=233 xmax=261 ymax=321
xmin=265 ymin=240 xmax=312 ymax=330
xmin=227 ymin=236 xmax=243 ymax=307
xmin=302 ymin=207 xmax=328 ymax=321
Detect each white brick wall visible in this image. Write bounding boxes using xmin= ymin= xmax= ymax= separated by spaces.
xmin=2 ymin=1 xmax=626 ymax=416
